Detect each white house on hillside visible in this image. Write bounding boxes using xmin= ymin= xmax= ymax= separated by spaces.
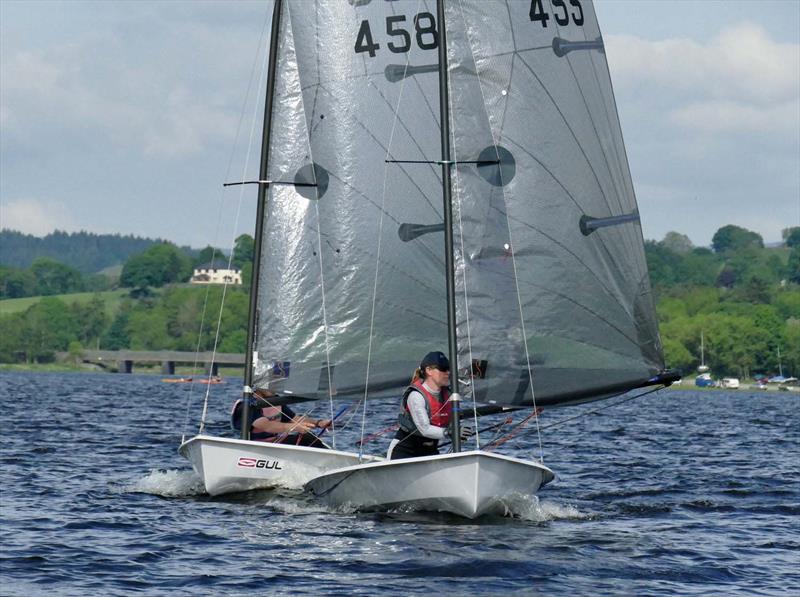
xmin=191 ymin=262 xmax=242 ymax=285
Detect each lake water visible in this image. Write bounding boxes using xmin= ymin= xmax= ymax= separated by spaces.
xmin=1 ymin=371 xmax=797 ymax=595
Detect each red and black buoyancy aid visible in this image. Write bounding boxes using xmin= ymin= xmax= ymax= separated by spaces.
xmin=398 ymin=379 xmax=451 ymax=435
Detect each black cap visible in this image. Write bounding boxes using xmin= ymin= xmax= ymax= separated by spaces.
xmin=420 ymin=351 xmax=449 ymax=371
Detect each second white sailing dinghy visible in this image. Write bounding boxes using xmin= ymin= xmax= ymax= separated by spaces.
xmin=199 ymin=0 xmax=677 ymax=512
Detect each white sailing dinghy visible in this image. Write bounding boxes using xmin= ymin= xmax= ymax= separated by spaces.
xmin=179 ymin=434 xmax=372 ymax=496
xmin=177 ymin=1 xmax=381 ymax=496
xmin=183 ymin=0 xmax=676 ymax=510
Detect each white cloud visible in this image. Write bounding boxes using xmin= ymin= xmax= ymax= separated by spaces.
xmin=0 ymin=198 xmax=78 ymax=236
xmin=671 ymin=99 xmax=799 ymax=133
xmin=605 ymin=23 xmax=800 ymax=135
xmin=607 ymin=23 xmax=799 ymax=102
xmin=1 ymin=25 xmax=243 ymax=159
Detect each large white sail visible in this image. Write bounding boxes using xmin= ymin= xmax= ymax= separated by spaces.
xmin=252 ymin=0 xmax=664 ymax=408
xmin=445 ymin=1 xmax=663 ymax=406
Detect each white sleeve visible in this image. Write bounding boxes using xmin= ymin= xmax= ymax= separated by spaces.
xmin=407 ymin=391 xmax=447 ymax=440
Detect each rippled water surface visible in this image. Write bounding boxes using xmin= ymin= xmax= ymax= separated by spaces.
xmin=1 ymin=372 xmax=798 ymax=595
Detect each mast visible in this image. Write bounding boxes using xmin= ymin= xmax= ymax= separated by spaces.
xmin=697 ymin=330 xmax=709 ymax=373
xmin=241 ymin=0 xmax=283 ymax=440
xmin=436 ymin=0 xmax=462 ymax=451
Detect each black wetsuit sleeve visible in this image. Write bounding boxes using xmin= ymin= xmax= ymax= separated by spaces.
xmin=280 ymin=405 xmax=296 ymax=423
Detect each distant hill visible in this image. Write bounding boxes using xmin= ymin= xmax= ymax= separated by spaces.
xmin=0 ymin=229 xmax=193 ymax=273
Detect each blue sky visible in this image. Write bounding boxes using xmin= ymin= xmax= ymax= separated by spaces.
xmin=1 ymin=0 xmax=798 ymax=251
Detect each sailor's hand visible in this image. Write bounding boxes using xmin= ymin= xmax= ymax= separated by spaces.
xmin=316 ymin=419 xmax=332 ymax=430
xmin=292 ymin=419 xmax=316 ymax=433
xmin=460 ymin=426 xmax=475 ymax=441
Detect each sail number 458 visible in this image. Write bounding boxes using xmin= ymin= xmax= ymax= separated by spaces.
xmin=354 ymin=2 xmax=584 ymax=58
xmin=355 ymin=13 xmax=438 ymax=58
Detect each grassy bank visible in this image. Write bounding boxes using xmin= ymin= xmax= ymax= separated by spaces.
xmin=0 ymin=362 xmax=95 ymax=373
xmin=0 ymin=289 xmax=131 ymax=316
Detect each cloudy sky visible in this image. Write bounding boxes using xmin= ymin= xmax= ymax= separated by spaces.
xmin=1 ymin=0 xmax=798 ymax=251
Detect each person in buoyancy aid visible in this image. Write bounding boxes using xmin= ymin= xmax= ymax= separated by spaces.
xmin=387 ymin=351 xmax=473 ymax=460
xmin=231 ymin=388 xmax=332 ymax=448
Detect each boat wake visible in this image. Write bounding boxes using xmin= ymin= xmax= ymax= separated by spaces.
xmin=510 ymin=496 xmax=589 ymax=522
xmin=324 ymin=495 xmax=588 ymax=522
xmin=121 ymin=469 xmax=206 ymax=497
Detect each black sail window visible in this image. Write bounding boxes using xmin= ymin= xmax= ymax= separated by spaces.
xmin=294 ymin=163 xmax=329 ymax=199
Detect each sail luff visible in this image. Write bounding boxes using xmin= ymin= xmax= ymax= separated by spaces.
xmin=437 ymin=0 xmax=463 ymax=452
xmin=241 ymin=0 xmax=283 ymax=440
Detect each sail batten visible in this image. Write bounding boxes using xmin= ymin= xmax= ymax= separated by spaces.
xmin=249 ymin=0 xmax=664 ymax=409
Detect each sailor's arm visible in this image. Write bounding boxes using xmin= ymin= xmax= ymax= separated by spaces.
xmin=291 ymin=415 xmax=332 ymax=430
xmin=407 ymin=392 xmax=446 ymax=440
xmin=252 ymin=416 xmax=316 ymax=434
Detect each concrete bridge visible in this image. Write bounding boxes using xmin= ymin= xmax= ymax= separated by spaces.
xmin=69 ymin=350 xmax=245 ymax=375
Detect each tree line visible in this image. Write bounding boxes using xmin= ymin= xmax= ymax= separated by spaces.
xmin=0 ymin=235 xmax=254 ymax=299
xmin=646 ymin=226 xmax=800 ymax=378
xmin=0 ymin=229 xmax=167 ymax=272
xmin=0 ymin=225 xmax=798 ymax=378
xmin=0 ymin=234 xmax=256 ymax=364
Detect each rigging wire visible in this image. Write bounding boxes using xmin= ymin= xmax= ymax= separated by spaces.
xmin=444 ymin=0 xmax=484 ymax=449
xmin=359 ymin=0 xmax=426 ymax=461
xmin=282 ymin=0 xmax=339 ymax=449
xmin=197 ymin=9 xmax=272 ymax=434
xmin=180 ymin=6 xmax=272 ymax=442
xmin=487 ymin=384 xmax=667 ymax=452
xmin=313 ymin=194 xmax=337 ymax=449
xmin=455 ymin=0 xmax=545 ymax=463
xmin=537 ymin=385 xmax=666 ymax=433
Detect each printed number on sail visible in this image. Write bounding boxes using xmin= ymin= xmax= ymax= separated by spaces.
xmin=530 ymin=0 xmax=585 ymax=27
xmin=355 ymin=13 xmax=439 ymax=58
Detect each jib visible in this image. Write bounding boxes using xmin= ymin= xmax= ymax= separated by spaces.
xmin=256 ymin=460 xmax=282 ymax=469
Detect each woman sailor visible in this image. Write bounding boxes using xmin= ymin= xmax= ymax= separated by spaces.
xmin=387 ymin=351 xmax=472 ymax=460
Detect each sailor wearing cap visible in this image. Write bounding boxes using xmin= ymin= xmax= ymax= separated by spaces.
xmin=387 ymin=351 xmax=463 ymax=460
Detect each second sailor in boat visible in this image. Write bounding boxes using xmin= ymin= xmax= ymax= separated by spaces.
xmin=387 ymin=351 xmax=473 ymax=460
xmin=231 ymin=389 xmax=332 ymax=448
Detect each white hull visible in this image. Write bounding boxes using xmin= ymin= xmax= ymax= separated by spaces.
xmin=179 ymin=435 xmax=379 ymax=496
xmin=305 ymin=450 xmax=555 ymax=518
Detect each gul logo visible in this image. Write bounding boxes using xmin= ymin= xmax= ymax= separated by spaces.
xmin=237 ymin=457 xmax=283 ymax=470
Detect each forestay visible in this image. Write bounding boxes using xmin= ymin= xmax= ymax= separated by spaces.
xmin=252 ymin=0 xmax=664 ymax=409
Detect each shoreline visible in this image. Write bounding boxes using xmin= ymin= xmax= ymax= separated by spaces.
xmin=2 ymin=365 xmax=796 ymax=393
xmin=0 ymin=363 xmax=244 ymax=376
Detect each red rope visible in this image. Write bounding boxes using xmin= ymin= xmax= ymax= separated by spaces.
xmin=485 ymin=407 xmax=543 ymax=450
xmin=356 ymin=423 xmax=399 ymax=446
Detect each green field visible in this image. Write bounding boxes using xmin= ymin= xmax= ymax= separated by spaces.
xmin=0 ymin=289 xmax=130 ymax=316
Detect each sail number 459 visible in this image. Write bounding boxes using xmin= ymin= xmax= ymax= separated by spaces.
xmin=530 ymin=0 xmax=585 ymax=26
xmin=355 ymin=13 xmax=438 ymax=58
